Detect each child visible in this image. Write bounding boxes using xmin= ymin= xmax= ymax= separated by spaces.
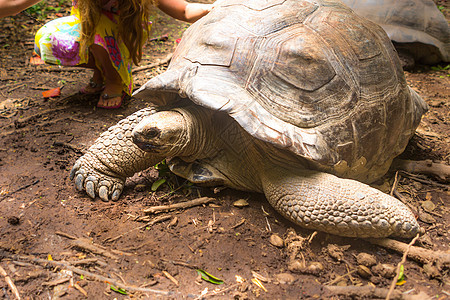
xmin=34 ymin=0 xmax=213 ymax=109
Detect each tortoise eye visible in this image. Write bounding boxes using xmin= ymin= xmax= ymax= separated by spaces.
xmin=146 ymin=127 xmax=160 ymax=138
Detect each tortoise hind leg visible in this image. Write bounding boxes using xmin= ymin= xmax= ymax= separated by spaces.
xmin=260 ymin=166 xmax=421 ymax=238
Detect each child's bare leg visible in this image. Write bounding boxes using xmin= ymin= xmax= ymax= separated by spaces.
xmin=90 ymin=44 xmax=124 ymax=107
xmin=79 ymin=53 xmax=104 ymax=93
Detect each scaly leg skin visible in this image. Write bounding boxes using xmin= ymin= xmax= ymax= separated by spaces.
xmin=70 ymin=108 xmax=164 ymax=201
xmin=262 ymin=167 xmax=422 ymax=238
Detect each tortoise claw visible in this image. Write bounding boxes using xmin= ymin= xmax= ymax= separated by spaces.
xmin=111 ymin=189 xmax=121 ymax=201
xmin=75 ymin=174 xmax=85 ymax=191
xmin=70 ymin=161 xmax=80 ymax=180
xmin=98 ymin=186 xmax=110 ymax=201
xmin=85 ymin=181 xmax=96 ymax=199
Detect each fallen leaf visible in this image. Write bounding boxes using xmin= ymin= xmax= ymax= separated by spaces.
xmin=233 ymin=199 xmax=249 ymax=207
xmin=251 ymin=278 xmax=268 ymax=292
xmin=110 ymin=285 xmax=128 ymax=295
xmin=42 ymin=87 xmax=61 ymax=98
xmin=151 ymin=178 xmax=166 ymax=191
xmin=196 ymin=269 xmax=224 ymax=285
xmin=30 ymin=56 xmax=45 ymax=65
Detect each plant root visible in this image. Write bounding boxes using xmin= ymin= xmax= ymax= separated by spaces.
xmin=367 ymin=237 xmax=450 ymax=268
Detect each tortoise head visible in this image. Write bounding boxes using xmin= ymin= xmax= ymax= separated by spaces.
xmin=132 ymin=110 xmax=189 ymax=156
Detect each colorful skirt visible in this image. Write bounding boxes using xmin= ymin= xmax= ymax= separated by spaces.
xmin=34 ymin=10 xmax=140 ymax=95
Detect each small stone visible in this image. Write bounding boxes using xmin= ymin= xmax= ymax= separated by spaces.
xmin=357 ymin=265 xmax=373 ymax=278
xmin=327 ymin=244 xmax=350 ymax=261
xmin=306 ymin=262 xmax=324 ymax=275
xmin=7 ymin=216 xmax=20 ymax=226
xmin=412 ymin=181 xmax=423 ymax=190
xmin=287 ymin=260 xmax=304 ymax=273
xmin=356 ymin=253 xmax=377 ymax=267
xmin=372 ymin=263 xmax=396 ymax=278
xmin=269 ymin=234 xmax=284 ymax=248
xmin=233 ymin=199 xmax=249 ymax=207
xmin=274 ymin=273 xmax=295 ymax=284
xmin=421 ymin=200 xmax=436 ymax=212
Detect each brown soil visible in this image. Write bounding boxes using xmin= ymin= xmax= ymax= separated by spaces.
xmin=0 ymin=2 xmax=449 ymax=299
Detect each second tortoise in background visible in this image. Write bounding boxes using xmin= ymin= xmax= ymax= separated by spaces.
xmin=341 ymin=0 xmax=450 ymax=66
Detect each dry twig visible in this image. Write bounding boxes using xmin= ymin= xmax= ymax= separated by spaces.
xmin=231 ymin=218 xmax=246 ymax=229
xmin=56 ymin=232 xmax=124 ymax=260
xmin=3 ymin=254 xmax=177 ymax=296
xmin=160 ymin=258 xmax=199 ymax=269
xmin=367 ymin=237 xmax=450 ymax=267
xmin=143 ymin=197 xmax=214 ymax=214
xmin=324 ymin=269 xmax=358 ymax=285
xmin=162 ymin=270 xmax=179 ymax=286
xmin=391 ymin=171 xmax=400 ymax=196
xmin=52 ymin=141 xmax=84 ymax=154
xmin=0 ymin=265 xmax=21 ymax=299
xmin=393 ymin=159 xmax=450 ymax=182
xmin=105 ymin=215 xmax=172 ymax=243
xmin=386 ymin=234 xmax=420 ymax=300
xmin=325 ymin=285 xmax=430 ymax=300
xmin=74 ymin=282 xmax=88 ymax=297
xmin=70 ymin=238 xmax=119 ymax=260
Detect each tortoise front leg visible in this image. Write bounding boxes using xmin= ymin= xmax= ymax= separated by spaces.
xmin=261 ymin=166 xmax=422 ymax=238
xmin=70 ymin=108 xmax=164 ymax=201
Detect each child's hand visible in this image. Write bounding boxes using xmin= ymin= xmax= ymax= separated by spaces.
xmin=185 ymin=3 xmax=214 ymax=22
xmin=158 ymin=0 xmax=215 ymax=23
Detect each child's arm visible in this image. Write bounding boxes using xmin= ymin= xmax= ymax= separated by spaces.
xmin=0 ymin=0 xmax=42 ymax=17
xmin=158 ymin=0 xmax=213 ymax=23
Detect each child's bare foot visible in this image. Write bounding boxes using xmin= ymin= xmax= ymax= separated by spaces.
xmin=80 ymin=79 xmax=104 ymax=94
xmin=80 ymin=69 xmax=104 ymax=94
xmin=97 ymin=84 xmax=124 ymax=109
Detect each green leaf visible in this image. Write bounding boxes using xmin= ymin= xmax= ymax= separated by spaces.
xmin=196 ymin=269 xmax=224 ymax=285
xmin=397 ymin=265 xmax=405 ymax=282
xmin=110 ymin=285 xmax=128 ymax=295
xmin=155 ymin=159 xmax=170 ymax=177
xmin=151 ymin=178 xmax=166 ymax=191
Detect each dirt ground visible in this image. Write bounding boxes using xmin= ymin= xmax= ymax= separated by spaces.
xmin=0 ymin=1 xmax=449 ymax=299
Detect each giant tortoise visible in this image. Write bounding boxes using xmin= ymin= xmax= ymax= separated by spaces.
xmin=70 ymin=0 xmax=428 ymax=238
xmin=340 ymin=0 xmax=450 ymax=65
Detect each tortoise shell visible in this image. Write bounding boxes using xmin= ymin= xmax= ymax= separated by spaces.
xmin=340 ymin=0 xmax=450 ymax=64
xmin=136 ymin=0 xmax=427 ymax=182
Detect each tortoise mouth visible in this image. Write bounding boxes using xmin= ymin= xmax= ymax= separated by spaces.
xmin=133 ymin=140 xmax=161 ymax=152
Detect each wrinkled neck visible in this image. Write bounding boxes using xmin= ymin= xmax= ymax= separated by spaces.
xmin=172 ymin=106 xmax=218 ymax=161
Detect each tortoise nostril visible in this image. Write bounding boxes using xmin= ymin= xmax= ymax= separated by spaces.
xmin=146 ymin=127 xmax=160 ymax=139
